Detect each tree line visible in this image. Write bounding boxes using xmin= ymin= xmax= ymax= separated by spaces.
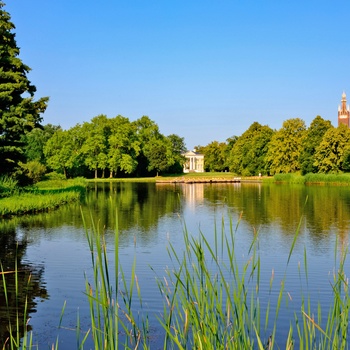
xmin=197 ymin=116 xmax=350 ymax=176
xmin=22 ymin=115 xmax=186 ymax=180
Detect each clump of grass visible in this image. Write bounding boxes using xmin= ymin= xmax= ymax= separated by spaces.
xmin=82 ymin=209 xmax=149 ymax=349
xmin=155 ymin=214 xmax=350 ymax=349
xmin=0 ymin=178 xmax=87 ymax=217
xmin=0 ymin=191 xmax=82 ymax=217
xmin=35 ymin=177 xmax=87 ymax=190
xmin=273 ymin=172 xmax=350 ymax=185
xmin=0 ymin=176 xmax=19 ymax=198
xmin=304 ymin=173 xmax=350 ymax=185
xmin=273 ymin=173 xmax=305 ymax=184
xmin=1 ymin=250 xmax=33 ymax=350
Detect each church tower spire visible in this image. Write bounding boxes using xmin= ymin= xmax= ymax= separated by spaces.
xmin=338 ymin=91 xmax=350 ymax=127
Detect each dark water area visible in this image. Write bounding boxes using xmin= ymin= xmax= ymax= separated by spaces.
xmin=0 ymin=182 xmax=349 ymax=349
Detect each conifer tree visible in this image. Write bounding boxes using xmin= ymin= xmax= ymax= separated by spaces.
xmin=0 ymin=1 xmax=48 ymax=176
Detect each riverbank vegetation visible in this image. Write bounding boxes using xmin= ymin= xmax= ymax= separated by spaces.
xmin=1 ymin=214 xmax=349 ymax=349
xmin=0 ymin=177 xmax=86 ymax=217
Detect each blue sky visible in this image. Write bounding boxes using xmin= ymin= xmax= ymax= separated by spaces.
xmin=6 ymin=0 xmax=350 ymax=149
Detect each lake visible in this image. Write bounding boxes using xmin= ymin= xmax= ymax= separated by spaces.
xmin=1 ymin=181 xmax=349 ymax=349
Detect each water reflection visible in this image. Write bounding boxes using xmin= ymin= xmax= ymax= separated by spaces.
xmin=0 ymin=228 xmax=48 ymax=348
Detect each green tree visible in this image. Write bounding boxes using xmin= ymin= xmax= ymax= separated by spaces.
xmin=81 ymin=115 xmax=111 ymax=178
xmin=44 ymin=126 xmax=84 ymax=178
xmin=201 ymin=141 xmax=228 ymax=172
xmin=266 ymin=118 xmax=306 ymax=174
xmin=228 ymin=122 xmax=274 ymax=175
xmin=167 ymin=134 xmax=186 ymax=173
xmin=19 ymin=160 xmax=46 ymax=183
xmin=22 ymin=124 xmax=61 ymax=164
xmin=143 ymin=137 xmax=175 ymax=176
xmin=314 ymin=125 xmax=350 ymax=173
xmin=0 ymin=2 xmax=48 ymax=176
xmin=299 ymin=116 xmax=332 ymax=175
xmin=108 ymin=115 xmax=140 ymax=177
xmin=134 ymin=116 xmax=163 ymax=176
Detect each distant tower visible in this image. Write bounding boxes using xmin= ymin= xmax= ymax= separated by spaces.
xmin=338 ymin=92 xmax=350 ymax=127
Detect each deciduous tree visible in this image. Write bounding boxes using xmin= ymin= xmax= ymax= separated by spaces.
xmin=81 ymin=115 xmax=111 ymax=178
xmin=266 ymin=118 xmax=306 ymax=174
xmin=108 ymin=115 xmax=140 ymax=177
xmin=201 ymin=141 xmax=228 ymax=172
xmin=228 ymin=122 xmax=273 ymax=175
xmin=314 ymin=125 xmax=350 ymax=173
xmin=299 ymin=116 xmax=332 ymax=174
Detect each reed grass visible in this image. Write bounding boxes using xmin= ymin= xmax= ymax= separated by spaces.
xmin=274 ymin=172 xmax=350 ymax=185
xmin=82 ymin=208 xmax=150 ymax=349
xmin=155 ymin=214 xmax=350 ymax=349
xmin=1 ymin=247 xmax=33 ymax=350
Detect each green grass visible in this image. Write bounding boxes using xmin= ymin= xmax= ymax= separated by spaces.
xmin=273 ymin=173 xmax=350 ymax=185
xmin=0 ymin=178 xmax=87 ymax=217
xmin=0 ymin=176 xmax=19 ymax=198
xmin=87 ymin=177 xmax=157 ymax=183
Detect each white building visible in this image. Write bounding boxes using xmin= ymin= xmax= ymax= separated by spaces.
xmin=183 ymin=150 xmax=204 ymax=173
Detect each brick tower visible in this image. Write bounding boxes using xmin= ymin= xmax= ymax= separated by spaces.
xmin=338 ymin=92 xmax=350 ymax=127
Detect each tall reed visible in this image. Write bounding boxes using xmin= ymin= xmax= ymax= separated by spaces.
xmin=82 ymin=209 xmax=149 ymax=349
xmin=155 ymin=214 xmax=349 ymax=349
xmin=0 ymin=247 xmax=33 ymax=350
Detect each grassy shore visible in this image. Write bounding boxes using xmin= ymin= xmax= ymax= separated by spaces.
xmin=0 ymin=177 xmax=86 ymax=217
xmin=274 ymin=173 xmax=350 ymax=185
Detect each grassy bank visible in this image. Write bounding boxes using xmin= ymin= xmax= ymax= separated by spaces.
xmin=0 ymin=177 xmax=86 ymax=217
xmin=274 ymin=173 xmax=350 ymax=185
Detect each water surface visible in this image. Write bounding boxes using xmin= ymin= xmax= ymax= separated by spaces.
xmin=1 ymin=182 xmax=349 ymax=349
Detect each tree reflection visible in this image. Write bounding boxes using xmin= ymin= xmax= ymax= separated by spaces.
xmin=0 ymin=228 xmax=48 ymax=349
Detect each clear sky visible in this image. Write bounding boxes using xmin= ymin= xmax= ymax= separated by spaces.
xmin=5 ymin=0 xmax=350 ymax=150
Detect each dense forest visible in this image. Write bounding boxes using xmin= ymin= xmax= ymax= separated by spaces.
xmin=1 ymin=1 xmax=349 ymax=183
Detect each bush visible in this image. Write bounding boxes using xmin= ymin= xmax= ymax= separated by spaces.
xmin=20 ymin=160 xmax=47 ymax=184
xmin=0 ymin=176 xmax=19 ymax=197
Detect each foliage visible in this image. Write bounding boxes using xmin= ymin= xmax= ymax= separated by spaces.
xmin=22 ymin=124 xmax=61 ymax=165
xmin=0 ymin=175 xmax=18 ymax=197
xmin=0 ymin=2 xmax=48 ymax=177
xmin=44 ymin=127 xmax=85 ymax=178
xmin=81 ymin=115 xmax=111 ymax=178
xmin=200 ymin=140 xmax=228 ymax=172
xmin=228 ymin=122 xmax=274 ymax=175
xmin=299 ymin=116 xmax=332 ymax=175
xmin=314 ymin=125 xmax=350 ymax=173
xmin=166 ymin=134 xmax=186 ymax=173
xmin=108 ymin=115 xmax=140 ymax=177
xmin=266 ymin=118 xmax=306 ymax=175
xmin=19 ymin=160 xmax=46 ymax=184
xmin=143 ymin=137 xmax=175 ymax=175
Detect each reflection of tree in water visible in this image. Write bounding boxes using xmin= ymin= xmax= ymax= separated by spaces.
xmin=0 ymin=228 xmax=48 ymax=349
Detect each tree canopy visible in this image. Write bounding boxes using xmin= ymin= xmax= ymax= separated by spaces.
xmin=266 ymin=118 xmax=306 ymax=175
xmin=228 ymin=122 xmax=274 ymax=176
xmin=0 ymin=2 xmax=48 ymax=177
